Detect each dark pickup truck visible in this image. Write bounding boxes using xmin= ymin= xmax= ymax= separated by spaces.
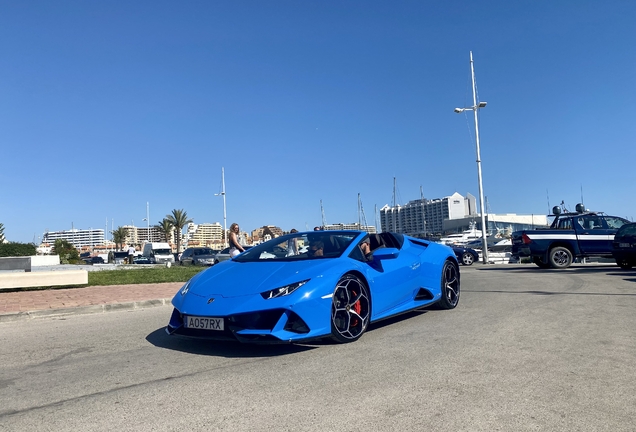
xmin=512 ymin=205 xmax=630 ymax=269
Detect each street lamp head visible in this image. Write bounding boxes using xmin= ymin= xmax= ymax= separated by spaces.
xmin=454 ymin=108 xmax=464 ymax=113
xmin=478 ymin=101 xmax=487 ymax=108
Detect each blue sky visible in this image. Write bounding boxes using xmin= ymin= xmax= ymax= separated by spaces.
xmin=1 ymin=1 xmax=635 ymax=243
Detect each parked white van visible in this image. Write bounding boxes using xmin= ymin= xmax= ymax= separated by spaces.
xmin=142 ymin=242 xmax=175 ymax=264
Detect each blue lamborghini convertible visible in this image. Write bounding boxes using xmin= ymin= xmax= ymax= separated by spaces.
xmin=167 ymin=230 xmax=460 ymax=344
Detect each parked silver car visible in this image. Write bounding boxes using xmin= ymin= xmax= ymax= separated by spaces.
xmin=179 ymin=247 xmax=219 ymax=266
xmin=213 ymin=246 xmax=252 ymax=264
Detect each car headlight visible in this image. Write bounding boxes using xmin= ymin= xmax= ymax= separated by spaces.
xmin=180 ymin=280 xmax=191 ymax=296
xmin=261 ymin=279 xmax=310 ymax=300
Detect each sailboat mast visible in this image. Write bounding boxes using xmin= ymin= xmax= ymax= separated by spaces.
xmin=358 ymin=194 xmax=368 ymax=231
xmin=392 ymin=177 xmax=396 ymax=207
xmin=320 ymin=200 xmax=327 ymax=228
xmin=374 ymin=204 xmax=379 ymax=233
xmin=420 ymin=186 xmax=427 ymax=237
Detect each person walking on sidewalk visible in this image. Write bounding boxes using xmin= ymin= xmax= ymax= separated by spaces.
xmin=127 ymin=244 xmax=136 ymax=264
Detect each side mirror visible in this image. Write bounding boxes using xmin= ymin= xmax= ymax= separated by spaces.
xmin=372 ymin=247 xmax=399 ymax=260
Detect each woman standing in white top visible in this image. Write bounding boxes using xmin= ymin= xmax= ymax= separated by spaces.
xmin=228 ymin=223 xmax=245 ymax=258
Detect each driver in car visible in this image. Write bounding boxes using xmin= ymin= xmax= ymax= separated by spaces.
xmin=360 ymin=238 xmax=373 ymax=260
xmin=307 ymin=240 xmax=324 ymax=257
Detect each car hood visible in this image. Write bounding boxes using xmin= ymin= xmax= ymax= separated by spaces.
xmin=187 ymin=260 xmax=335 ymax=298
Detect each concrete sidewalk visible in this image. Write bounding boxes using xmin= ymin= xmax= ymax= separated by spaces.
xmin=0 ymin=282 xmax=183 ymax=323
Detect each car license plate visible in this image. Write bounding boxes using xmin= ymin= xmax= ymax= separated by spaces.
xmin=620 ymin=243 xmax=630 ymax=248
xmin=185 ymin=316 xmax=224 ymax=331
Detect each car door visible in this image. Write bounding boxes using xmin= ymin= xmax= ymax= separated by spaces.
xmin=361 ymin=244 xmax=421 ymax=317
xmin=180 ymin=249 xmax=193 ymax=265
xmin=576 ymin=215 xmax=609 ymax=255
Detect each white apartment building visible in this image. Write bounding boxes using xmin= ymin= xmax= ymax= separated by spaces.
xmin=42 ymin=228 xmax=105 ymax=247
xmin=186 ymin=222 xmax=224 ymax=247
xmin=381 ymin=192 xmax=477 ymax=236
xmin=122 ymin=225 xmax=173 ymax=245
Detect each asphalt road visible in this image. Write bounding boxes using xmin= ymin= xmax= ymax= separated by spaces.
xmin=1 ymin=264 xmax=635 ymax=431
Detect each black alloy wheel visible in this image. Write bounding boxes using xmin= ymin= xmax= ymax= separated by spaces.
xmin=331 ymin=274 xmax=371 ymax=343
xmin=618 ymin=259 xmax=633 ymax=270
xmin=437 ymin=260 xmax=460 ymax=309
xmin=549 ymin=247 xmax=573 ymax=269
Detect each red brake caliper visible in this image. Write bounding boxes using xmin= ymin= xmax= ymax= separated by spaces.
xmin=351 ymin=289 xmax=361 ymax=326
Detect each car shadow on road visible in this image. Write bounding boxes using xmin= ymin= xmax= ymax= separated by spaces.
xmin=146 ymin=309 xmax=432 ymax=354
xmin=301 ymin=309 xmax=430 ymax=347
xmin=145 ymin=328 xmax=316 ymax=358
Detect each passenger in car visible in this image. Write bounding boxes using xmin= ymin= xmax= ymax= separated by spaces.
xmin=285 ymin=229 xmax=299 ymax=256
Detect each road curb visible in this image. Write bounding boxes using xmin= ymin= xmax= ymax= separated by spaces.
xmin=0 ymin=298 xmax=173 ymax=323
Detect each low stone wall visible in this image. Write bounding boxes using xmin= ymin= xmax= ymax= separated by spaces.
xmin=0 ymin=270 xmax=88 ymax=290
xmin=0 ymin=257 xmax=31 ymax=272
xmin=31 ymin=255 xmax=61 ymax=266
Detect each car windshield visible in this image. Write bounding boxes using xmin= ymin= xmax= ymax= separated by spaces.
xmin=153 ymin=249 xmax=171 ymax=255
xmin=234 ymin=232 xmax=359 ymax=262
xmin=617 ymin=223 xmax=636 ymax=237
xmin=195 ymin=248 xmax=214 ymax=255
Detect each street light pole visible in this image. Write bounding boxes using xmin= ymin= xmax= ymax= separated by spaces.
xmin=215 ymin=167 xmax=227 ymax=247
xmin=142 ymin=202 xmax=150 ymax=243
xmin=454 ymin=51 xmax=490 ymax=264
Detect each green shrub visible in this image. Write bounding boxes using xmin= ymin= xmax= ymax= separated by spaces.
xmin=0 ymin=242 xmax=37 ymax=257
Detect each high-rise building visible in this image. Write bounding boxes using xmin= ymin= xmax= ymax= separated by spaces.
xmin=122 ymin=225 xmax=173 ymax=245
xmin=381 ymin=192 xmax=476 ymax=236
xmin=186 ymin=222 xmax=224 ymax=247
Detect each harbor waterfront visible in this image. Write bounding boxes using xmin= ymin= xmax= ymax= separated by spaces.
xmin=28 ymin=190 xmax=547 ymax=259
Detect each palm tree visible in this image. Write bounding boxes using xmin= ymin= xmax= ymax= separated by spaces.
xmin=111 ymin=226 xmax=128 ymax=251
xmin=51 ymin=239 xmax=80 ymax=264
xmin=166 ymin=209 xmax=192 ymax=253
xmin=156 ymin=218 xmax=174 ymax=243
